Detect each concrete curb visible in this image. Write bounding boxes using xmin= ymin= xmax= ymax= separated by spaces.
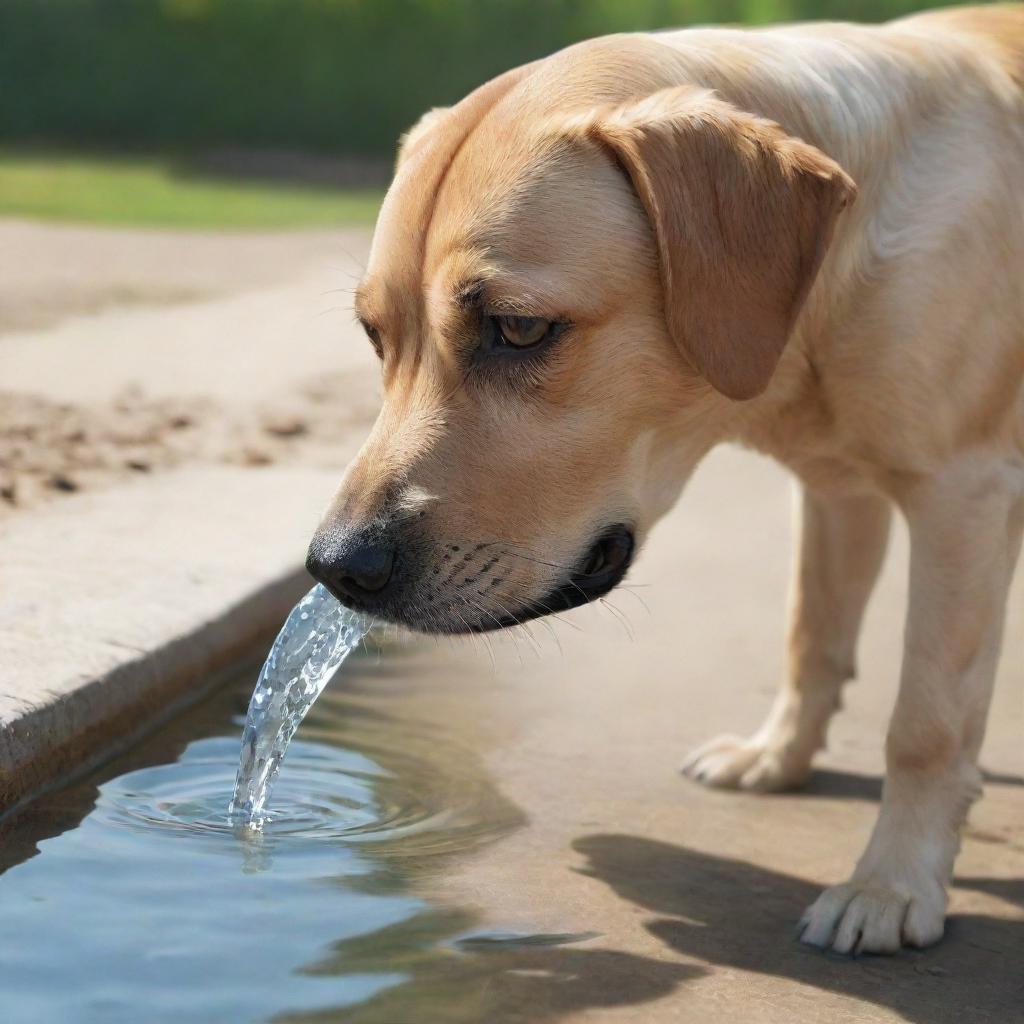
xmin=0 ymin=465 xmax=341 ymax=813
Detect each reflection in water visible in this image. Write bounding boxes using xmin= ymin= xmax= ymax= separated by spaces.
xmin=0 ymin=645 xmax=704 ymax=1024
xmin=281 ymin=906 xmax=698 ymax=1024
xmin=0 ymin=646 xmax=536 ymax=1024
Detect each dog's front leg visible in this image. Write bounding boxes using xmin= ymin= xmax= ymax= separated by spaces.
xmin=800 ymin=459 xmax=1024 ymax=954
xmin=682 ymin=486 xmax=892 ymax=791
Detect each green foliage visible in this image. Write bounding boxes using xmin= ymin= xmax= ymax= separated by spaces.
xmin=0 ymin=0 xmax=965 ymax=157
xmin=0 ymin=149 xmax=383 ymax=227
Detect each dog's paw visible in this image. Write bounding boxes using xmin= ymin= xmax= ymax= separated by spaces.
xmin=680 ymin=733 xmax=811 ymax=792
xmin=798 ymin=878 xmax=946 ymax=954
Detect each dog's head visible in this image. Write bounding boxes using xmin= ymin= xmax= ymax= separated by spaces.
xmin=307 ymin=40 xmax=854 ymax=633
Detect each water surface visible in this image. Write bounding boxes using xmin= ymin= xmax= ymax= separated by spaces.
xmin=0 ymin=641 xmax=585 ymax=1024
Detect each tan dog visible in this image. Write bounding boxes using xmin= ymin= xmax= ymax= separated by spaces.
xmin=306 ymin=5 xmax=1024 ymax=955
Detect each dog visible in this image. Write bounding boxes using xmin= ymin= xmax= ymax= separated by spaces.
xmin=306 ymin=5 xmax=1024 ymax=955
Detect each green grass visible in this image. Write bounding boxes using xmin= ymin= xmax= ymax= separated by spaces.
xmin=0 ymin=150 xmax=384 ymax=229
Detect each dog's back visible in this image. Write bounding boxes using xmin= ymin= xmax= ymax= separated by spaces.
xmin=910 ymin=3 xmax=1024 ymax=87
xmin=631 ymin=7 xmax=1024 ymax=476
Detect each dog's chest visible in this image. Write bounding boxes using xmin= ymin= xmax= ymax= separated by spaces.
xmin=736 ymin=390 xmax=888 ymax=497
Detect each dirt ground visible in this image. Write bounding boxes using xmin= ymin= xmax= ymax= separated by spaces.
xmin=0 ymin=219 xmax=378 ymax=515
xmin=0 ymin=219 xmax=351 ymax=333
xmin=3 ymin=218 xmax=1020 ymax=1022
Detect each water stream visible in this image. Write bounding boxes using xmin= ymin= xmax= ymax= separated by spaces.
xmin=0 ymin=581 xmax=613 ymax=1021
xmin=228 ymin=583 xmax=370 ymax=828
xmin=0 ymin=646 xmax=534 ymax=1024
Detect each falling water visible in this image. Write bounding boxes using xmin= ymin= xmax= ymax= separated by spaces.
xmin=228 ymin=583 xmax=370 ymax=829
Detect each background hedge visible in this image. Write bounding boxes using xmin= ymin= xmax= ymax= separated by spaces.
xmin=0 ymin=0 xmax=964 ymax=157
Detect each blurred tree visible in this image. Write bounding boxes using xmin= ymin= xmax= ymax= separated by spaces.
xmin=0 ymin=0 xmax=967 ymax=157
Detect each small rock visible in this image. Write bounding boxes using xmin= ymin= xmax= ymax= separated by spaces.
xmin=263 ymin=417 xmax=308 ymax=438
xmin=48 ymin=473 xmax=78 ymax=493
xmin=242 ymin=447 xmax=273 ymax=466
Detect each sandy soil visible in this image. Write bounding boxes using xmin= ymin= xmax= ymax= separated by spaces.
xmin=0 ymin=219 xmax=379 ymax=516
xmin=0 ymin=219 xmax=351 ymax=333
xmin=0 ymin=374 xmax=379 ymax=514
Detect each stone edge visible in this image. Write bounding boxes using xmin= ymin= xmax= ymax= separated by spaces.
xmin=0 ymin=567 xmax=308 ymax=816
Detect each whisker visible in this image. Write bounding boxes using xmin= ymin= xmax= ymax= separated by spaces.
xmin=540 ymin=608 xmax=585 ymax=634
xmin=484 ymin=593 xmax=527 ymax=632
xmin=449 ymin=607 xmax=479 ymax=652
xmin=476 ymin=595 xmax=530 ymax=662
xmin=484 ymin=575 xmax=587 ymax=635
xmin=496 ymin=549 xmax=596 ymax=607
xmin=469 ymin=614 xmax=499 ymax=671
xmin=458 ymin=595 xmax=501 ymax=671
xmin=501 ymin=548 xmax=581 ymax=574
xmin=331 ymin=249 xmax=369 ymax=277
xmin=476 ymin=588 xmax=543 ymax=657
xmin=532 ymin=614 xmax=563 ymax=657
xmin=514 ymin=620 xmax=543 ymax=658
xmin=617 ymin=586 xmax=652 ymax=616
xmin=600 ymin=598 xmax=635 ymax=642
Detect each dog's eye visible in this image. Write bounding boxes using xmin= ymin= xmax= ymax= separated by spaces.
xmin=493 ymin=315 xmax=551 ymax=349
xmin=359 ymin=318 xmax=383 ymax=358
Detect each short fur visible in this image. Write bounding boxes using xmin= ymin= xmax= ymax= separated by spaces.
xmin=313 ymin=5 xmax=1024 ymax=954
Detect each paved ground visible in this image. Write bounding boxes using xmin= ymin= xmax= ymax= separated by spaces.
xmin=0 ymin=465 xmax=342 ymax=808
xmin=2 ymin=219 xmax=1020 ymax=1022
xmin=386 ymin=446 xmax=1022 ymax=1023
xmin=0 ymin=218 xmax=376 ymax=804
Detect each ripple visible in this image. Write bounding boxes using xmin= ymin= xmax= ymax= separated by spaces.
xmin=94 ymin=736 xmax=439 ymax=843
xmin=91 ymin=732 xmax=523 ymax=854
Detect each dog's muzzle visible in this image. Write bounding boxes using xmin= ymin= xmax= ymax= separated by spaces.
xmin=481 ymin=523 xmax=635 ymax=631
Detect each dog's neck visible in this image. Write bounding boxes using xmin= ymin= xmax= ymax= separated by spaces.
xmin=641 ymin=25 xmax=998 ymax=496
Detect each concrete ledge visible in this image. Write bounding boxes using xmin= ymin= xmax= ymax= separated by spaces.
xmin=0 ymin=465 xmax=340 ymax=812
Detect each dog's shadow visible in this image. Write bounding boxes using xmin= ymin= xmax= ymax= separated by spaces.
xmin=794 ymin=766 xmax=1024 ymax=802
xmin=572 ymin=833 xmax=1024 ymax=1024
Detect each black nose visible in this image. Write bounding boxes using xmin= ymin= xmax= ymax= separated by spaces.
xmin=306 ymin=530 xmax=396 ymax=606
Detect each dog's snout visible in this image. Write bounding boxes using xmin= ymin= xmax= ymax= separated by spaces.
xmin=306 ymin=529 xmax=396 ymax=607
xmin=339 ymin=541 xmax=395 ymax=593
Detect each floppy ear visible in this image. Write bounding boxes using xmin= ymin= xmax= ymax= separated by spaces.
xmin=396 ymin=107 xmax=451 ymax=169
xmin=588 ymin=87 xmax=856 ymax=400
